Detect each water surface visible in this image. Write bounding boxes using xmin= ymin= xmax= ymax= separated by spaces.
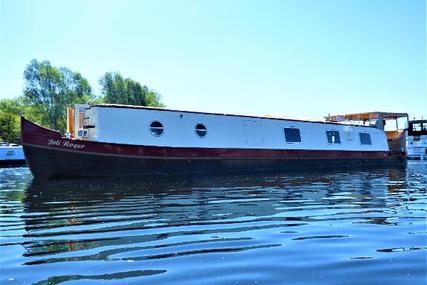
xmin=1 ymin=163 xmax=426 ymax=284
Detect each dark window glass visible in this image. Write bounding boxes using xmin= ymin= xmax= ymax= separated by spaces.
xmin=150 ymin=121 xmax=164 ymax=136
xmin=408 ymin=122 xmax=427 ymax=136
xmin=359 ymin=133 xmax=372 ymax=145
xmin=326 ymin=131 xmax=341 ymax=144
xmin=413 ymin=123 xmax=422 ymax=131
xmin=195 ymin=123 xmax=207 ymax=137
xmin=284 ymin=128 xmax=301 ymax=143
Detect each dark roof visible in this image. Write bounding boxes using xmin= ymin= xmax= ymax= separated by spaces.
xmin=409 ymin=119 xmax=427 ymax=124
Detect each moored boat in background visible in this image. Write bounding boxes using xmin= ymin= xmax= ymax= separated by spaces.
xmin=21 ymin=104 xmax=409 ymax=180
xmin=0 ymin=142 xmax=26 ymax=167
xmin=406 ymin=119 xmax=427 ymax=160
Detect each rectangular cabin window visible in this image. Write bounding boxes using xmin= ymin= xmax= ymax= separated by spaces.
xmin=412 ymin=123 xmax=422 ymax=132
xmin=408 ymin=122 xmax=427 ymax=136
xmin=284 ymin=128 xmax=301 ymax=143
xmin=326 ymin=131 xmax=341 ymax=144
xmin=359 ymin=133 xmax=372 ymax=145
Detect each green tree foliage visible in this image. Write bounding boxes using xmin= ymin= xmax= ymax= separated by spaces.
xmin=99 ymin=72 xmax=164 ymax=107
xmin=0 ymin=97 xmax=43 ymax=143
xmin=0 ymin=98 xmax=23 ymax=142
xmin=0 ymin=98 xmax=22 ymax=115
xmin=1 ymin=60 xmax=165 ymax=139
xmin=0 ymin=111 xmax=19 ymax=142
xmin=23 ymin=59 xmax=94 ymax=132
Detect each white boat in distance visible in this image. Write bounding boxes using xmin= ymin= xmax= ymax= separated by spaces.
xmin=407 ymin=119 xmax=427 ymax=160
xmin=21 ymin=104 xmax=408 ymax=180
xmin=0 ymin=142 xmax=26 ymax=166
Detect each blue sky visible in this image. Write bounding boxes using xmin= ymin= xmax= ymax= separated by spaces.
xmin=0 ymin=0 xmax=425 ymax=120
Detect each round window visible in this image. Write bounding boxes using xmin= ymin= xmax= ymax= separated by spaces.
xmin=195 ymin=123 xmax=207 ymax=137
xmin=150 ymin=121 xmax=164 ymax=136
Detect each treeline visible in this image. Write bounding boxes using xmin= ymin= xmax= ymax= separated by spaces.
xmin=0 ymin=59 xmax=164 ymax=142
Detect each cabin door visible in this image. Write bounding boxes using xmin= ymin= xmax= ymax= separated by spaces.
xmin=243 ymin=120 xmax=264 ymax=147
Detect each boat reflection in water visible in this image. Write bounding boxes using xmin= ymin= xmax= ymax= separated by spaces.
xmin=5 ymin=165 xmax=424 ymax=285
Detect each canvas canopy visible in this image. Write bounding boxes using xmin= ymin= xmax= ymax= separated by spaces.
xmin=326 ymin=112 xmax=408 ymax=122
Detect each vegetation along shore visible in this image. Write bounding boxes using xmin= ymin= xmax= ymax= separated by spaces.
xmin=0 ymin=59 xmax=164 ymax=143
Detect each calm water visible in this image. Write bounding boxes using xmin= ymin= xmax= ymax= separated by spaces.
xmin=1 ymin=164 xmax=426 ymax=285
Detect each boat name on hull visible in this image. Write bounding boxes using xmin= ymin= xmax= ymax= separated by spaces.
xmin=47 ymin=138 xmax=85 ymax=150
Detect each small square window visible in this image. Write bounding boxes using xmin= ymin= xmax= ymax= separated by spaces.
xmin=359 ymin=133 xmax=372 ymax=145
xmin=326 ymin=131 xmax=341 ymax=144
xmin=284 ymin=128 xmax=301 ymax=143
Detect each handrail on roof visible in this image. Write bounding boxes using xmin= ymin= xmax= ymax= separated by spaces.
xmin=326 ymin=112 xmax=408 ymax=122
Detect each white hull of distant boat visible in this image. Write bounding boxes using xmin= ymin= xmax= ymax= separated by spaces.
xmin=0 ymin=143 xmax=26 ymax=166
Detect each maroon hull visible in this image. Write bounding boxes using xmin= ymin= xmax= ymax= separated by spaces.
xmin=21 ymin=117 xmax=406 ymax=180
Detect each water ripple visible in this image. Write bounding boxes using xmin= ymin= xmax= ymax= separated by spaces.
xmin=0 ymin=163 xmax=426 ymax=285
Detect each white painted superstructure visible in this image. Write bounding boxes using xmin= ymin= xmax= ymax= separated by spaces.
xmin=73 ymin=105 xmax=394 ymax=152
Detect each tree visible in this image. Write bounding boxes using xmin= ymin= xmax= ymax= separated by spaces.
xmin=7 ymin=60 xmax=164 ymax=137
xmin=0 ymin=111 xmax=19 ymax=142
xmin=0 ymin=98 xmax=28 ymax=143
xmin=99 ymin=72 xmax=164 ymax=107
xmin=23 ymin=59 xmax=94 ymax=132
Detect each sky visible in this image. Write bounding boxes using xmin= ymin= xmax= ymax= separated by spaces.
xmin=0 ymin=0 xmax=425 ymax=120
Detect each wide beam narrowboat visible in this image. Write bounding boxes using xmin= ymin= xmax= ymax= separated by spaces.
xmin=21 ymin=104 xmax=408 ymax=180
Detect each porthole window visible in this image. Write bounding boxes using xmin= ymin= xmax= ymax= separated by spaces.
xmin=149 ymin=121 xmax=164 ymax=136
xmin=195 ymin=123 xmax=207 ymax=137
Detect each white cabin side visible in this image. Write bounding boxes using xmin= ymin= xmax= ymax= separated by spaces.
xmin=79 ymin=105 xmax=390 ymax=152
xmin=406 ymin=120 xmax=427 ymax=160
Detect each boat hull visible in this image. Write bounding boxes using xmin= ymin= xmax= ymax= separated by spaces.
xmin=0 ymin=160 xmax=27 ymax=167
xmin=21 ymin=117 xmax=406 ymax=180
xmin=23 ymin=144 xmax=405 ymax=180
